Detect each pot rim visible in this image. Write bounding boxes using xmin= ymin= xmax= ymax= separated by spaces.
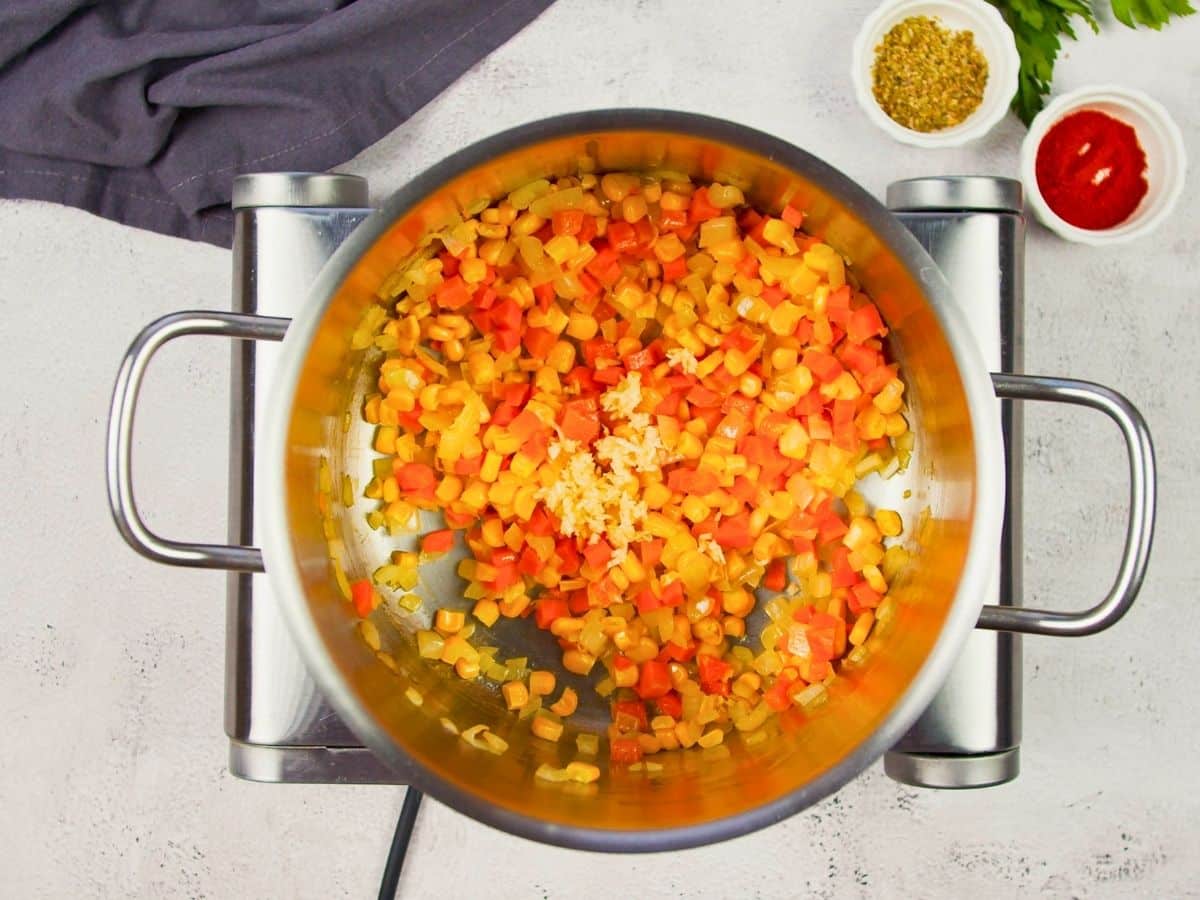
xmin=259 ymin=108 xmax=1005 ymax=852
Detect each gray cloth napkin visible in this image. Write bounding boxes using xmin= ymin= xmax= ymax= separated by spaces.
xmin=0 ymin=0 xmax=554 ymax=246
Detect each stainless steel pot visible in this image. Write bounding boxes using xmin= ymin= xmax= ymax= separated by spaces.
xmin=107 ymin=111 xmax=1155 ymax=851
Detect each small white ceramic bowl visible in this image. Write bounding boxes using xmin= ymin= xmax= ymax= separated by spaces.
xmin=851 ymin=0 xmax=1020 ymax=148
xmin=1019 ymin=85 xmax=1187 ymax=245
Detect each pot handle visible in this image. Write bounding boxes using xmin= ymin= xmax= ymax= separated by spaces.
xmin=978 ymin=373 xmax=1156 ymax=636
xmin=106 ymin=311 xmax=290 ymax=572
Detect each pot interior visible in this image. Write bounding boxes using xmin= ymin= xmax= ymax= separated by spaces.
xmin=272 ymin=114 xmax=982 ymax=847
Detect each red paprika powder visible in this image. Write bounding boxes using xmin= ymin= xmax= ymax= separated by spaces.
xmin=1035 ymin=110 xmax=1148 ymax=230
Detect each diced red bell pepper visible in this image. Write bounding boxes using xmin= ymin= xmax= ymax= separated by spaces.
xmin=667 ymin=467 xmax=719 ymax=495
xmin=654 ymin=391 xmax=683 ymax=416
xmin=840 ymin=342 xmax=881 ymax=375
xmin=585 ymin=245 xmax=622 ymax=286
xmin=760 ymin=284 xmax=787 ymax=307
xmin=851 ymin=582 xmax=882 ymax=609
xmin=434 ymin=275 xmax=472 ymax=310
xmin=552 ymin=208 xmax=585 ymax=236
xmin=639 ymin=538 xmax=664 ymax=569
xmin=659 ymin=208 xmax=688 ymax=231
xmin=796 ymin=316 xmax=816 ymax=345
xmin=490 ymin=297 xmax=522 ymax=332
xmin=555 ymin=538 xmax=581 ymax=575
xmin=421 ymin=529 xmax=455 ymax=555
xmin=443 ymin=507 xmax=476 ymax=529
xmin=764 ymin=557 xmax=788 ymax=592
xmin=806 ymin=613 xmax=841 ymax=661
xmin=661 ymin=255 xmax=688 ymax=282
xmin=816 ymin=504 xmax=850 ymax=544
xmin=656 ymin=691 xmax=683 ymax=719
xmin=663 ymin=641 xmax=696 ymax=662
xmin=848 ymin=302 xmax=887 ymax=343
xmin=350 ymin=579 xmax=376 ymax=618
xmin=493 ymin=325 xmax=521 ymax=353
xmin=438 ymin=250 xmax=461 ymax=276
xmin=396 ymin=462 xmax=436 ymax=492
xmin=623 ymin=341 xmax=663 ymax=371
xmin=559 ymin=398 xmax=600 ymax=443
xmin=686 ymin=384 xmax=723 ymax=407
xmin=802 ymin=350 xmax=844 ymax=384
xmin=534 ymin=594 xmax=568 ymax=629
xmin=738 ymin=208 xmax=763 ymax=231
xmin=533 ymin=282 xmax=556 ymax=313
xmin=453 ymin=455 xmax=483 ymax=476
xmin=490 ymin=403 xmax=517 ymax=427
xmin=825 ymin=286 xmax=852 ymax=326
xmin=659 ymin=579 xmax=685 ymax=608
xmin=739 ymin=434 xmax=778 ymax=467
xmin=527 ymin=505 xmax=555 ymax=537
xmin=721 ymin=392 xmax=756 ymax=418
xmin=567 ymin=589 xmax=589 ymax=615
xmin=832 ymin=399 xmax=859 ymax=451
xmin=689 ymin=187 xmax=721 ymax=223
xmin=564 ymin=366 xmax=598 ymax=395
xmin=636 ymin=660 xmax=672 ymax=700
xmin=499 ymin=382 xmax=530 ymax=406
xmin=763 ymin=674 xmax=796 ymax=711
xmin=607 ymin=221 xmax=638 ymax=254
xmin=474 ymin=286 xmax=497 ymax=310
xmin=731 ymin=255 xmax=758 ymax=283
xmin=593 ymin=366 xmax=624 ymax=385
xmin=697 ymin=654 xmax=732 ymax=696
xmin=582 ymin=339 xmax=618 ymax=367
xmin=635 ymin=587 xmax=661 ymax=615
xmin=830 ymin=546 xmax=857 ymax=587
xmin=781 ymin=204 xmax=805 ymax=228
xmin=612 ymin=698 xmax=649 ymax=731
xmin=609 ymin=737 xmax=643 ymax=765
xmin=490 ymin=562 xmax=520 ymax=591
xmin=729 ymin=477 xmax=756 ymax=504
xmin=582 ymin=539 xmax=613 ymax=571
xmin=714 ymin=512 xmax=753 ymax=549
xmin=518 ymin=544 xmax=544 ymax=576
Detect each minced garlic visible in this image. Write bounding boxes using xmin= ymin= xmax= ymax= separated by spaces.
xmin=600 ymin=371 xmax=643 ymax=419
xmin=666 ymin=347 xmax=699 ymax=375
xmin=537 ymin=378 xmax=674 ymax=564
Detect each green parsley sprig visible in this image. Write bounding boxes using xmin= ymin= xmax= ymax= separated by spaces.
xmin=991 ymin=0 xmax=1195 ymax=124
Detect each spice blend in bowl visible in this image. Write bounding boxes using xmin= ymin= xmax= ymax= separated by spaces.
xmin=871 ymin=15 xmax=988 ymax=133
xmin=851 ymin=0 xmax=1020 ymax=148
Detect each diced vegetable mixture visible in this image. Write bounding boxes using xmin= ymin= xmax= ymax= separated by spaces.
xmin=347 ymin=168 xmax=913 ymax=771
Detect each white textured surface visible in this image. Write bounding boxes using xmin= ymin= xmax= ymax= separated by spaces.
xmin=1 ymin=1 xmax=1197 ymax=897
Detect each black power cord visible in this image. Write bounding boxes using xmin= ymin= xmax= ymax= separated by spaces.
xmin=377 ymin=788 xmax=423 ymax=899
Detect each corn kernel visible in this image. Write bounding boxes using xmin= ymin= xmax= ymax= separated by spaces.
xmin=531 ymin=711 xmax=564 ymax=742
xmin=850 ymin=611 xmax=875 ymax=646
xmin=529 ymin=670 xmax=557 ymax=696
xmin=550 ymin=687 xmax=579 ymax=717
xmin=473 ymin=598 xmax=500 ymax=627
xmin=503 ymin=681 xmax=529 ymax=710
xmin=563 ymin=649 xmax=596 ymax=675
xmin=566 ymin=313 xmax=598 ymax=341
xmin=435 ymin=608 xmax=466 ymax=635
xmin=613 ymin=661 xmax=638 ymax=688
xmin=681 ymin=496 xmax=710 ymax=524
xmin=455 ymin=657 xmax=480 ymax=680
xmin=875 ymin=508 xmax=903 ymax=537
